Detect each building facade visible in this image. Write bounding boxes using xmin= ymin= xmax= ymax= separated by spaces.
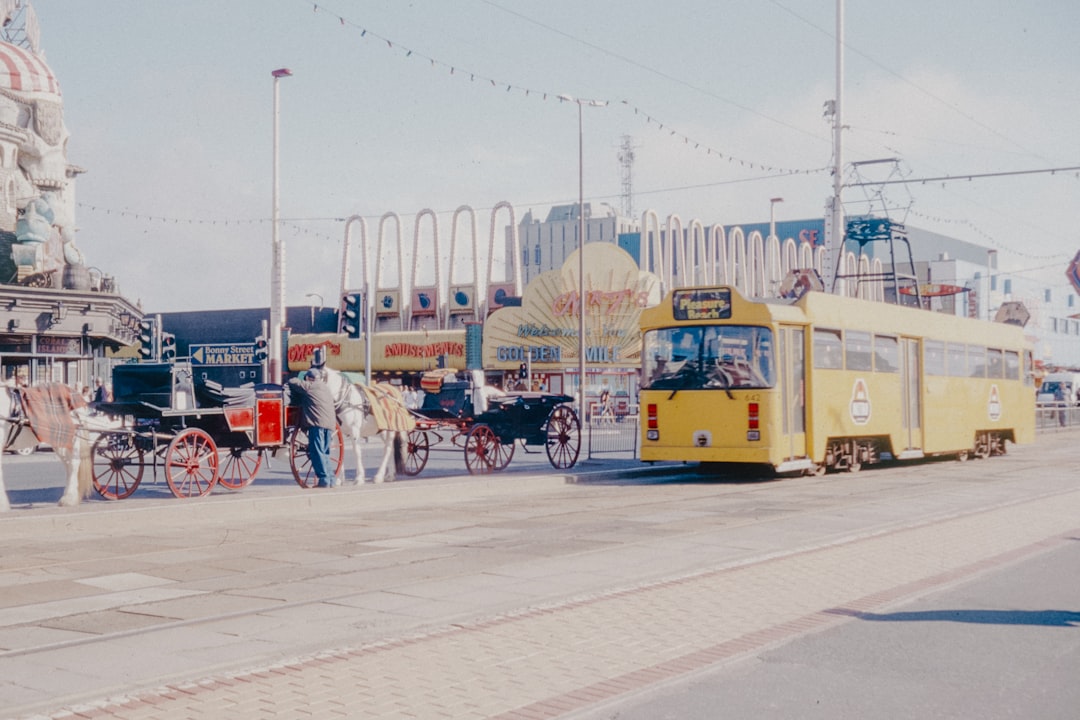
xmin=0 ymin=11 xmax=143 ymax=389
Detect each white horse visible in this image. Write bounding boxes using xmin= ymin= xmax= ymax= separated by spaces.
xmin=322 ymin=368 xmax=410 ymax=484
xmin=0 ymin=382 xmax=93 ymax=512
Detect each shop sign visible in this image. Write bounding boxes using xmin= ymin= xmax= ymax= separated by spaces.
xmin=482 ymin=243 xmax=661 ymax=370
xmin=37 ymin=336 xmax=82 ymax=355
xmin=190 ymin=343 xmax=257 ymax=365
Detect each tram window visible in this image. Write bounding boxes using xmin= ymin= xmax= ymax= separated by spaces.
xmin=1004 ymin=350 xmax=1020 ymax=380
xmin=967 ymin=345 xmax=986 ymax=378
xmin=946 ymin=343 xmax=967 ymax=377
xmin=1024 ymin=350 xmax=1034 ymax=385
xmin=641 ymin=326 xmax=775 ymax=390
xmin=924 ymin=340 xmax=946 ymax=376
xmin=845 ymin=331 xmax=872 ymax=371
xmin=813 ymin=328 xmax=843 ymax=369
xmin=873 ymin=335 xmax=899 ymax=373
xmin=987 ymin=348 xmax=1004 ymax=378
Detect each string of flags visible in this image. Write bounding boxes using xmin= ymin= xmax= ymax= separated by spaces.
xmin=903 ymin=206 xmax=1065 ymax=261
xmin=306 ymin=1 xmax=828 ymax=178
xmin=74 ymin=202 xmax=341 ymax=243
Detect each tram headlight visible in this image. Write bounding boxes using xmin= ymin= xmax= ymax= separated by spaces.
xmin=646 ymin=429 xmax=659 ymax=441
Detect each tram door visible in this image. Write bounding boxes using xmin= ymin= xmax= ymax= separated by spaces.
xmin=900 ymin=337 xmax=922 ymax=451
xmin=778 ymin=327 xmax=806 ymax=460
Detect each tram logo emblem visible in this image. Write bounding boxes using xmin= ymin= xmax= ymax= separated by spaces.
xmin=988 ymin=384 xmax=1001 ymax=421
xmin=850 ymin=378 xmax=871 ymax=425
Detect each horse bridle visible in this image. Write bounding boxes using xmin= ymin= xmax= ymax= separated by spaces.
xmin=328 ymin=372 xmax=368 ymax=416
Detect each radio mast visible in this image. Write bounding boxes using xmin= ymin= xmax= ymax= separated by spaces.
xmin=617 ymin=135 xmax=639 ymax=218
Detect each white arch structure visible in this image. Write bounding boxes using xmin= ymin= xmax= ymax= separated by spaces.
xmin=485 ymin=201 xmax=521 ymax=317
xmin=376 ymin=212 xmax=405 ymax=330
xmin=337 ymin=202 xmax=900 ymax=338
xmin=448 ymin=204 xmax=480 ymax=326
xmin=409 ymin=209 xmax=441 ymax=329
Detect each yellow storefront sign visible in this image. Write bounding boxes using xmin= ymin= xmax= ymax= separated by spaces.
xmin=288 ymin=330 xmax=466 ymax=373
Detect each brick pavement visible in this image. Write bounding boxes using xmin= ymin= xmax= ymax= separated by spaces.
xmin=16 ymin=480 xmax=1080 ymax=720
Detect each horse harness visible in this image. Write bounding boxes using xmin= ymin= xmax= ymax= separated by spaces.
xmin=0 ymin=386 xmax=31 ymax=451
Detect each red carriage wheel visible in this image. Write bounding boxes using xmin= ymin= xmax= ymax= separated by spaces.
xmin=91 ymin=431 xmax=145 ymax=500
xmin=289 ymin=425 xmax=345 ymax=488
xmin=217 ymin=447 xmax=262 ymax=490
xmin=545 ymin=405 xmax=581 ymax=469
xmin=165 ymin=428 xmax=220 ymax=498
xmin=402 ymin=429 xmax=430 ymax=476
xmin=492 ymin=437 xmax=515 ymax=471
xmin=464 ymin=424 xmax=498 ymax=475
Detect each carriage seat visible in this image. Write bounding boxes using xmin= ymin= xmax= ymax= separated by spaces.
xmin=420 ymin=368 xmax=462 ymax=394
xmin=419 ymin=379 xmax=473 ymax=419
xmin=195 ymin=379 xmax=257 ymax=408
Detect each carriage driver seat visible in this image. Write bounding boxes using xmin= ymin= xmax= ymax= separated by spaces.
xmin=471 ymin=369 xmax=507 ymax=416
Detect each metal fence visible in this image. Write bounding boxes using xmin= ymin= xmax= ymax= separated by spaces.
xmin=1036 ymin=403 xmax=1080 ymax=431
xmin=584 ymin=413 xmax=639 ymax=459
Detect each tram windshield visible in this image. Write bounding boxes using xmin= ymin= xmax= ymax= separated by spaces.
xmin=642 ymin=326 xmax=775 ymax=391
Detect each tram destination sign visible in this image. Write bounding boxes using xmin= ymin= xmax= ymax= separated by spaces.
xmin=672 ymin=288 xmax=732 ymax=321
xmin=190 ymin=343 xmax=258 ymax=365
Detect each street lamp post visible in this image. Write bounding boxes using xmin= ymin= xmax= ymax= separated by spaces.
xmin=558 ymin=94 xmax=607 ymax=420
xmin=986 ymin=249 xmax=997 ymax=320
xmin=269 ymin=67 xmax=292 ymax=383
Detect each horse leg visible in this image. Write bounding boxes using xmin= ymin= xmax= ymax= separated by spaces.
xmin=349 ymin=429 xmax=366 ymax=484
xmin=372 ymin=431 xmax=396 ymax=483
xmin=57 ymin=436 xmax=82 ymax=507
xmin=0 ymin=423 xmax=9 ymax=512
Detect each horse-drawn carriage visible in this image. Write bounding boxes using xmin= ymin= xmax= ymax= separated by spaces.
xmin=90 ymin=363 xmax=338 ymax=499
xmin=402 ymin=369 xmax=582 ymax=475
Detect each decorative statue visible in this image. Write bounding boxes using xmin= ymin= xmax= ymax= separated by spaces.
xmin=15 ymin=195 xmax=54 ymax=245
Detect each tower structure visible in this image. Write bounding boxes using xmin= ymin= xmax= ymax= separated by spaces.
xmin=617 ymin=135 xmax=638 ymax=219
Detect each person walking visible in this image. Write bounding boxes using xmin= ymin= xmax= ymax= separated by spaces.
xmin=92 ymin=377 xmax=107 ymax=404
xmin=288 ymin=348 xmax=339 ymax=488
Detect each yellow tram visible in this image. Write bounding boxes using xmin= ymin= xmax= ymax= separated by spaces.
xmin=638 ymin=285 xmax=1035 ymax=473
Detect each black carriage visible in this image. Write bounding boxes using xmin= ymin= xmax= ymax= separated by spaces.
xmin=91 ymin=363 xmax=341 ymax=499
xmin=403 ymin=372 xmax=581 ymax=476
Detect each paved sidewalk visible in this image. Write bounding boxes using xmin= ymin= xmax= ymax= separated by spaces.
xmin=4 ymin=435 xmax=1079 ymax=719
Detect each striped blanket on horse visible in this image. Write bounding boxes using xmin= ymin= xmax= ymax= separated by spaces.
xmin=19 ymin=383 xmax=86 ymax=452
xmin=360 ymin=383 xmax=415 ymax=433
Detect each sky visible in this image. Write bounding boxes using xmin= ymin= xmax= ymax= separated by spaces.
xmin=25 ymin=0 xmax=1080 ymax=313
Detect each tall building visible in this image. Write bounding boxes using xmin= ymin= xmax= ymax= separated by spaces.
xmin=513 ymin=203 xmax=638 ymax=284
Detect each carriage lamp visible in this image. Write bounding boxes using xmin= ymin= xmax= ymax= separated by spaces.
xmin=646 ymin=403 xmax=658 ymax=441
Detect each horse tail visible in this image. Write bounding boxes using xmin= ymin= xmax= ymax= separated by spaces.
xmin=392 ymin=432 xmax=405 ymax=479
xmin=78 ymin=436 xmax=93 ymax=499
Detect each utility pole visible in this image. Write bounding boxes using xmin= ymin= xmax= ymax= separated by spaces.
xmin=823 ymin=0 xmax=845 ymax=294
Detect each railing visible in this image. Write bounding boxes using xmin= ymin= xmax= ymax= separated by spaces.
xmin=1036 ymin=402 xmax=1080 ymax=431
xmin=584 ymin=408 xmax=639 ymax=459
